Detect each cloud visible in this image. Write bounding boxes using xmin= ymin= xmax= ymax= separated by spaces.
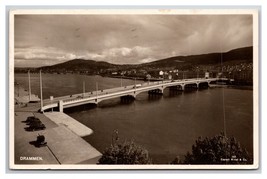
xmin=14 ymin=14 xmax=253 ymax=67
xmin=140 ymin=57 xmax=157 ymax=63
xmin=15 ymin=47 xmax=66 ymax=60
xmin=14 ymin=45 xmax=154 ymax=66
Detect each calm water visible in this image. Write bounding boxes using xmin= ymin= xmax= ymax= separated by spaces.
xmin=15 ymin=73 xmax=253 ymax=164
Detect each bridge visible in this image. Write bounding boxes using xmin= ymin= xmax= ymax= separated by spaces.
xmin=41 ymin=77 xmax=227 ymax=112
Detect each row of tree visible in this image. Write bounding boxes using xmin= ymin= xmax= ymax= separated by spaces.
xmin=98 ymin=132 xmax=252 ymax=165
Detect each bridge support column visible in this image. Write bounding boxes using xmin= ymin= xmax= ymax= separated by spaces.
xmin=208 ymin=81 xmax=211 ymax=87
xmin=181 ymin=85 xmax=185 ymax=91
xmin=58 ymin=100 xmax=63 ymax=112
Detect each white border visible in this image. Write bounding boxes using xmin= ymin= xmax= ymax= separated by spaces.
xmin=9 ymin=8 xmax=259 ymax=170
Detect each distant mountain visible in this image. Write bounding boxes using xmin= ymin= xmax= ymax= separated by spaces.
xmin=15 ymin=46 xmax=252 ymax=73
xmin=40 ymin=59 xmax=118 ymax=72
xmin=141 ymin=46 xmax=252 ymax=69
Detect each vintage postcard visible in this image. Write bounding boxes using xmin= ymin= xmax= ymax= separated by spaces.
xmin=9 ymin=9 xmax=259 ymax=169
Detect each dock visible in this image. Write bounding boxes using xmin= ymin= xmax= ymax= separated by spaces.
xmin=44 ymin=112 xmax=93 ymax=137
xmin=41 ymin=125 xmax=101 ymax=164
xmin=14 ymin=111 xmax=102 ymax=165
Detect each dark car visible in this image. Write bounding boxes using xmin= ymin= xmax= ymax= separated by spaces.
xmin=25 ymin=116 xmax=40 ymax=125
xmin=28 ymin=121 xmax=46 ymax=131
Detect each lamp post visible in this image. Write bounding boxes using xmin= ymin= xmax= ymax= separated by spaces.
xmin=83 ymin=81 xmax=85 ymax=97
xmin=121 ymin=76 xmax=123 ymax=87
xmin=197 ymin=67 xmax=199 ymax=80
xmin=17 ymin=83 xmax=20 ymax=97
xmin=28 ymin=70 xmax=31 ymax=101
xmin=39 ymin=70 xmax=43 ymax=112
xmin=96 ymin=82 xmax=98 ymax=100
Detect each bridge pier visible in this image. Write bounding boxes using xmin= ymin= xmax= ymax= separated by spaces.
xmin=58 ymin=100 xmax=63 ymax=112
xmin=207 ymin=81 xmax=211 ymax=87
xmin=181 ymin=85 xmax=185 ymax=91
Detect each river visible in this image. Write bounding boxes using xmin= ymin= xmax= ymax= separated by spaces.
xmin=15 ymin=73 xmax=253 ymax=164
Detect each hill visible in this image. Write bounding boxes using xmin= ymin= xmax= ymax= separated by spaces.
xmin=40 ymin=59 xmax=118 ymax=73
xmin=141 ymin=46 xmax=252 ymax=69
xmin=15 ymin=46 xmax=252 ymax=74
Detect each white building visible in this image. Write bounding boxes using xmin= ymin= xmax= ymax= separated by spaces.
xmin=205 ymin=72 xmax=209 ymax=79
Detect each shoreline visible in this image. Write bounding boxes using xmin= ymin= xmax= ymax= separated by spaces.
xmin=209 ymin=84 xmax=253 ymax=90
xmin=102 ymin=75 xmax=164 ymax=82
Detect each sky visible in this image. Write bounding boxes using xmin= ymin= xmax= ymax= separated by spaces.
xmin=14 ymin=14 xmax=253 ymax=67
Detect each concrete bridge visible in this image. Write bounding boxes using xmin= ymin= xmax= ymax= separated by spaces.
xmin=41 ymin=78 xmax=227 ymax=112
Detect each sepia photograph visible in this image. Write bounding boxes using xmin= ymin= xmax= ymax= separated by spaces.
xmin=9 ymin=9 xmax=259 ymax=169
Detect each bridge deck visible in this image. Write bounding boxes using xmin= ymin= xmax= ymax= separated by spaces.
xmin=41 ymin=78 xmax=227 ymax=111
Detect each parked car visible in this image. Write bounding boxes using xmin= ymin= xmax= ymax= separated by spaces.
xmin=28 ymin=121 xmax=46 ymax=131
xmin=25 ymin=116 xmax=40 ymax=125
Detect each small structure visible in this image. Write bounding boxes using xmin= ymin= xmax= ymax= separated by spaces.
xmin=205 ymin=72 xmax=210 ymax=79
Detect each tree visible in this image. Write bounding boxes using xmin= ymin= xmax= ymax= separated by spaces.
xmin=172 ymin=133 xmax=252 ymax=164
xmin=98 ymin=130 xmax=152 ymax=164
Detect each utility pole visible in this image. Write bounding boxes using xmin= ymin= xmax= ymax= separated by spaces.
xmin=40 ymin=70 xmax=43 ymax=112
xmin=18 ymin=84 xmax=19 ymax=97
xmin=96 ymin=82 xmax=98 ymax=100
xmin=83 ymin=81 xmax=85 ymax=97
xmin=28 ymin=70 xmax=31 ymax=101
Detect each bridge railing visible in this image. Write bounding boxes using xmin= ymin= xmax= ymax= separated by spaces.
xmin=41 ymin=103 xmax=58 ymax=111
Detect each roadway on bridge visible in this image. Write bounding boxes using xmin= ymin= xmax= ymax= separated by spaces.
xmin=41 ymin=78 xmax=221 ymax=111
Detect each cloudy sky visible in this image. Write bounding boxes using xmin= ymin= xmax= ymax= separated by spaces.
xmin=14 ymin=14 xmax=252 ymax=67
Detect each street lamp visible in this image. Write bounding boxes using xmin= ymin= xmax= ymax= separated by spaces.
xmin=17 ymin=83 xmax=20 ymax=97
xmin=96 ymin=82 xmax=98 ymax=99
xmin=196 ymin=67 xmax=199 ymax=80
xmin=39 ymin=70 xmax=43 ymax=112
xmin=83 ymin=81 xmax=85 ymax=98
xmin=121 ymin=76 xmax=123 ymax=87
xmin=28 ymin=70 xmax=31 ymax=101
